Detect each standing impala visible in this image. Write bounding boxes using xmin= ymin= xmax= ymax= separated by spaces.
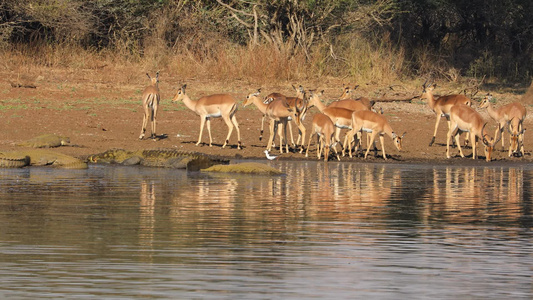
xmin=421 ymin=81 xmax=472 ymax=146
xmin=244 ymin=90 xmax=302 ymax=153
xmin=172 ymin=84 xmax=241 ymax=149
xmin=307 ymin=90 xmax=354 ymax=153
xmin=348 ymin=110 xmax=405 ymax=160
xmin=479 ymin=93 xmax=527 ymax=156
xmin=447 ymin=104 xmax=501 ymax=161
xmin=139 ymin=72 xmax=160 ymax=140
xmin=338 ymin=84 xmax=374 ymax=110
xmin=265 ymin=85 xmax=308 ymax=150
xmin=306 ymin=113 xmax=340 ymax=161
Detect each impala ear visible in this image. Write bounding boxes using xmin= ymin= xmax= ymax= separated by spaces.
xmin=401 ymin=132 xmax=407 ymax=138
xmin=181 ymin=84 xmax=187 ymax=92
xmin=392 ymin=132 xmax=397 ymax=139
xmin=146 ymin=73 xmax=151 ymax=80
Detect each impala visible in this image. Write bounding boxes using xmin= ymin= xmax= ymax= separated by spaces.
xmin=421 ymin=81 xmax=472 ymax=146
xmin=348 ymin=110 xmax=405 ymax=160
xmin=447 ymin=104 xmax=502 ymax=161
xmin=307 ymin=90 xmax=354 ymax=153
xmin=266 ymin=85 xmax=308 ymax=149
xmin=338 ymin=84 xmax=374 ymax=110
xmin=139 ymin=72 xmax=160 ymax=140
xmin=479 ymin=93 xmax=527 ymax=156
xmin=305 ymin=113 xmax=340 ymax=161
xmin=244 ymin=90 xmax=302 ymax=153
xmin=172 ymin=84 xmax=241 ymax=149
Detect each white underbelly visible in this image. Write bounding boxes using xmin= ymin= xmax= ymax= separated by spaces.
xmin=336 ymin=124 xmax=351 ymax=129
xmin=207 ymin=112 xmax=222 ymax=118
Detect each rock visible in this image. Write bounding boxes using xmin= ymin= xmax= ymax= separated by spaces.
xmin=201 ymin=162 xmax=283 ymax=175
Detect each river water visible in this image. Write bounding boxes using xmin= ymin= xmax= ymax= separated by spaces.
xmin=0 ymin=161 xmax=532 ymax=299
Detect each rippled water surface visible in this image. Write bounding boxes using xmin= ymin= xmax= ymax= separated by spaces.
xmin=0 ymin=161 xmax=532 ymax=299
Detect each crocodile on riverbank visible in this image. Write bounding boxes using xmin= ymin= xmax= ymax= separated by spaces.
xmin=0 ymin=149 xmax=87 ymax=169
xmin=87 ymin=148 xmax=229 ymax=171
xmin=16 ymin=134 xmax=71 ymax=148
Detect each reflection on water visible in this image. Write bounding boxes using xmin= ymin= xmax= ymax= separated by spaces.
xmin=0 ymin=162 xmax=532 ymax=299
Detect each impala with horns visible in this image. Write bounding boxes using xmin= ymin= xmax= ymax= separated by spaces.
xmin=421 ymin=81 xmax=472 ymax=146
xmin=244 ymin=89 xmax=302 ymax=153
xmin=479 ymin=93 xmax=527 ymax=157
xmin=338 ymin=84 xmax=374 ymax=110
xmin=348 ymin=110 xmax=405 ymax=160
xmin=306 ymin=112 xmax=340 ymax=162
xmin=139 ymin=71 xmax=160 ymax=140
xmin=172 ymin=84 xmax=241 ymax=149
xmin=447 ymin=104 xmax=502 ymax=161
xmin=307 ymin=90 xmax=355 ymax=153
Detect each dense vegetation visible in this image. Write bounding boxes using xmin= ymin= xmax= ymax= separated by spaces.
xmin=1 ymin=0 xmax=531 ymax=84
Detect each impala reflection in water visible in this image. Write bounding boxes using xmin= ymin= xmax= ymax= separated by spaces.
xmin=0 ymin=162 xmax=531 ymax=299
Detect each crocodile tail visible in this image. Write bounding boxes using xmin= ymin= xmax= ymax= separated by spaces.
xmin=0 ymin=156 xmax=30 ymax=168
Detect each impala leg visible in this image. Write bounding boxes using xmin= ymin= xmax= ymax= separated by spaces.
xmin=298 ymin=121 xmax=306 ymax=153
xmin=455 ymin=132 xmax=464 ymax=158
xmin=267 ymin=120 xmax=276 ymax=151
xmin=231 ymin=115 xmax=241 ymax=149
xmin=287 ymin=120 xmax=295 ymax=147
xmin=365 ymin=133 xmax=377 ymax=159
xmin=206 ymin=118 xmax=213 ymax=147
xmin=430 ymin=115 xmax=442 ymax=146
xmin=379 ymin=135 xmax=387 ymax=160
xmin=277 ymin=121 xmax=285 ymax=153
xmin=139 ymin=110 xmax=148 ymax=140
xmin=197 ymin=117 xmax=206 ymax=146
xmin=317 ymin=136 xmax=323 ymax=160
xmin=151 ymin=104 xmax=158 ymax=140
xmin=221 ymin=116 xmax=233 ymax=148
xmin=446 ymin=127 xmax=453 ymax=159
xmin=305 ymin=132 xmax=314 ymax=158
xmin=472 ymin=133 xmax=478 ymax=159
xmin=316 ymin=133 xmax=321 ymax=159
xmin=520 ymin=131 xmax=525 ymax=156
xmin=283 ymin=120 xmax=290 ymax=153
xmin=260 ymin=115 xmax=265 ymax=141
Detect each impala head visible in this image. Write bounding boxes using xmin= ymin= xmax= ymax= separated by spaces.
xmin=339 ymin=84 xmax=359 ymax=100
xmin=508 ymin=118 xmax=525 ymax=154
xmin=244 ymin=89 xmax=261 ymax=107
xmin=481 ymin=123 xmax=502 ymax=161
xmin=479 ymin=93 xmax=493 ymax=109
xmin=391 ymin=132 xmax=406 ymax=151
xmin=307 ymin=89 xmax=324 ymax=108
xmin=172 ymin=84 xmax=187 ymax=103
xmin=420 ymin=80 xmax=436 ymax=100
xmin=292 ymin=84 xmax=305 ymax=99
xmin=146 ymin=71 xmax=160 ymax=87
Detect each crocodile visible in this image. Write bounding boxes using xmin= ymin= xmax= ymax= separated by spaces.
xmin=0 ymin=151 xmax=31 ymax=168
xmin=0 ymin=149 xmax=87 ymax=169
xmin=87 ymin=148 xmax=229 ymax=171
xmin=16 ymin=134 xmax=71 ymax=148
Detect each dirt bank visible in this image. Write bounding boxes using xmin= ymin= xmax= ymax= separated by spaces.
xmin=1 ymin=69 xmax=531 ymax=167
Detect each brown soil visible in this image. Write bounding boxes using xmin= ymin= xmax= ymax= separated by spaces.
xmin=1 ymin=69 xmax=531 ymax=167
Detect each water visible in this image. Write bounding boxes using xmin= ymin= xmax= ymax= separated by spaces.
xmin=0 ymin=161 xmax=532 ymax=299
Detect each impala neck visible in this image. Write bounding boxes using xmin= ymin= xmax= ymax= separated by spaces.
xmin=311 ymin=96 xmax=327 ymax=112
xmin=425 ymin=90 xmax=436 ymax=110
xmin=384 ymin=123 xmax=395 ymax=139
xmin=252 ymin=96 xmax=268 ymax=114
xmin=181 ymin=94 xmax=197 ymax=112
xmin=484 ymin=103 xmax=499 ymax=121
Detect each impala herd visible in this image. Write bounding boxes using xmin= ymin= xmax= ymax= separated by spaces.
xmin=139 ymin=73 xmax=527 ymax=162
